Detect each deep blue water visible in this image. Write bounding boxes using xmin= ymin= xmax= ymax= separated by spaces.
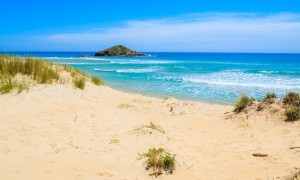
xmin=5 ymin=52 xmax=300 ymax=104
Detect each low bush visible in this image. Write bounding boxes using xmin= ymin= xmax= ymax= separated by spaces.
xmin=283 ymin=92 xmax=300 ymax=107
xmin=234 ymin=95 xmax=254 ymax=113
xmin=285 ymin=106 xmax=300 ymax=122
xmin=140 ymin=148 xmax=175 ymax=177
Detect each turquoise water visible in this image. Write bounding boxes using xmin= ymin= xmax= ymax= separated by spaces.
xmin=9 ymin=52 xmax=300 ymax=104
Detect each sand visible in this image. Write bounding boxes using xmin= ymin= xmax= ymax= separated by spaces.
xmin=0 ymin=82 xmax=299 ymax=179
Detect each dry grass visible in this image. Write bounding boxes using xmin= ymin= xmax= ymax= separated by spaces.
xmin=73 ymin=76 xmax=86 ymax=90
xmin=0 ymin=55 xmax=105 ymax=93
xmin=91 ymin=76 xmax=105 ymax=86
xmin=118 ymin=103 xmax=132 ymax=109
xmin=0 ymin=55 xmax=59 ymax=84
xmin=147 ymin=122 xmax=165 ymax=134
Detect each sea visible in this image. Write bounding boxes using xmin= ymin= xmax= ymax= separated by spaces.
xmin=6 ymin=52 xmax=300 ymax=104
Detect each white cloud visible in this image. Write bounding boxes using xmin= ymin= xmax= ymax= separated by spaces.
xmin=33 ymin=13 xmax=300 ymax=52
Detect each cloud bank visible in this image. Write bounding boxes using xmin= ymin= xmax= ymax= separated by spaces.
xmin=11 ymin=13 xmax=300 ymax=52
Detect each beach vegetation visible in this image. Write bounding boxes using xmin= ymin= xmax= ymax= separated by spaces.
xmin=262 ymin=92 xmax=277 ymax=104
xmin=0 ymin=55 xmax=105 ymax=94
xmin=0 ymin=78 xmax=14 ymax=94
xmin=91 ymin=76 xmax=105 ymax=86
xmin=234 ymin=95 xmax=254 ymax=113
xmin=118 ymin=103 xmax=132 ymax=109
xmin=147 ymin=122 xmax=165 ymax=134
xmin=282 ymin=92 xmax=300 ymax=121
xmin=16 ymin=81 xmax=30 ymax=93
xmin=285 ymin=106 xmax=300 ymax=122
xmin=0 ymin=77 xmax=30 ymax=94
xmin=140 ymin=148 xmax=175 ymax=177
xmin=0 ymin=55 xmax=60 ymax=84
xmin=109 ymin=138 xmax=120 ymax=144
xmin=163 ymin=97 xmax=169 ymax=101
xmin=283 ymin=92 xmax=300 ymax=107
xmin=73 ymin=76 xmax=86 ymax=90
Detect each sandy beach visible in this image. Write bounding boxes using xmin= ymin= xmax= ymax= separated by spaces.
xmin=0 ymin=80 xmax=299 ymax=179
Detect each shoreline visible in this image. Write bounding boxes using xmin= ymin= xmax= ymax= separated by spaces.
xmin=4 ymin=52 xmax=300 ymax=104
xmin=102 ymin=82 xmax=235 ymax=106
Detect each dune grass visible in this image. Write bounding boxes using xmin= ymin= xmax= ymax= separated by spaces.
xmin=147 ymin=122 xmax=165 ymax=134
xmin=263 ymin=92 xmax=277 ymax=104
xmin=283 ymin=92 xmax=300 ymax=107
xmin=0 ymin=78 xmax=14 ymax=94
xmin=234 ymin=92 xmax=300 ymax=121
xmin=0 ymin=55 xmax=60 ymax=84
xmin=0 ymin=55 xmax=105 ymax=93
xmin=73 ymin=76 xmax=86 ymax=90
xmin=285 ymin=106 xmax=300 ymax=122
xmin=234 ymin=95 xmax=255 ymax=113
xmin=140 ymin=148 xmax=175 ymax=177
xmin=91 ymin=76 xmax=105 ymax=86
xmin=283 ymin=92 xmax=300 ymax=121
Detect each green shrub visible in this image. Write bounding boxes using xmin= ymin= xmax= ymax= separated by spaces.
xmin=283 ymin=92 xmax=300 ymax=106
xmin=140 ymin=148 xmax=175 ymax=177
xmin=263 ymin=92 xmax=277 ymax=101
xmin=91 ymin=76 xmax=105 ymax=86
xmin=262 ymin=92 xmax=277 ymax=104
xmin=285 ymin=106 xmax=300 ymax=121
xmin=234 ymin=95 xmax=254 ymax=113
xmin=73 ymin=76 xmax=86 ymax=90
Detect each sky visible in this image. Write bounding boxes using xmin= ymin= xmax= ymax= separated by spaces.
xmin=1 ymin=0 xmax=300 ymax=52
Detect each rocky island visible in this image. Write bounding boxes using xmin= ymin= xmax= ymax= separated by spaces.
xmin=94 ymin=45 xmax=146 ymax=56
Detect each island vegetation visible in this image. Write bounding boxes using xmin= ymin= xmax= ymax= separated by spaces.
xmin=95 ymin=45 xmax=146 ymax=56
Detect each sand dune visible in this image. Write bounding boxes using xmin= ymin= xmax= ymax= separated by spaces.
xmin=0 ymin=82 xmax=299 ymax=179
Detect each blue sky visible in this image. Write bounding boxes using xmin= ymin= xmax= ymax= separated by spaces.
xmin=1 ymin=0 xmax=300 ymax=52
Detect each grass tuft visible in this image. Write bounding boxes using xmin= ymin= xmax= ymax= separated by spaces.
xmin=234 ymin=95 xmax=254 ymax=113
xmin=109 ymin=139 xmax=120 ymax=144
xmin=118 ymin=103 xmax=132 ymax=109
xmin=0 ymin=78 xmax=14 ymax=94
xmin=17 ymin=81 xmax=30 ymax=93
xmin=262 ymin=92 xmax=277 ymax=104
xmin=73 ymin=76 xmax=86 ymax=90
xmin=147 ymin=122 xmax=165 ymax=134
xmin=91 ymin=76 xmax=105 ymax=86
xmin=140 ymin=148 xmax=175 ymax=177
xmin=163 ymin=97 xmax=169 ymax=101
